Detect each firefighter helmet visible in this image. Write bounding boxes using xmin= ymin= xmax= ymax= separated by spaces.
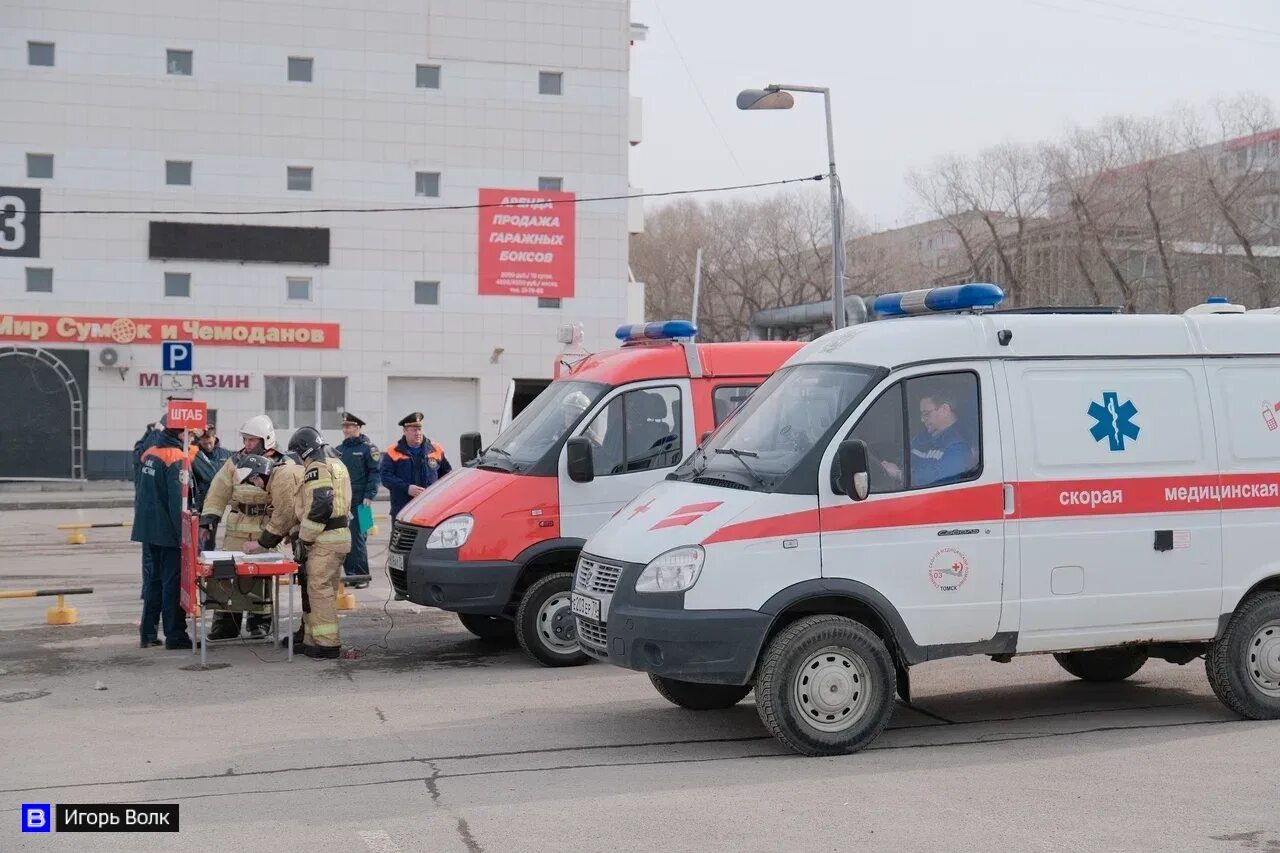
xmin=287 ymin=426 xmax=326 ymax=461
xmin=239 ymin=414 xmax=277 ymax=452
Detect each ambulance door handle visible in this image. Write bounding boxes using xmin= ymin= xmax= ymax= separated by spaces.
xmin=1003 ymin=483 xmax=1016 ymax=516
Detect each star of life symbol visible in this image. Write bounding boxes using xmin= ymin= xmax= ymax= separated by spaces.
xmin=1088 ymin=391 xmax=1140 ymax=452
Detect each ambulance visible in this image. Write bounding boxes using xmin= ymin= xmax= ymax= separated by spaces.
xmin=573 ymin=285 xmax=1280 ymax=756
xmin=387 ymin=321 xmax=802 ymax=666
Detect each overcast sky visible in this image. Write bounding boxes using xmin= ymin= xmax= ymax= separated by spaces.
xmin=628 ymin=0 xmax=1280 ymax=229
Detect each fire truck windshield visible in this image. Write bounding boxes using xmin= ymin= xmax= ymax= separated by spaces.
xmin=480 ymin=380 xmax=609 ymax=473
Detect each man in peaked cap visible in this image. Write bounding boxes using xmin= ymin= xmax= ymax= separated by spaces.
xmin=337 ymin=412 xmax=380 ymax=587
xmin=379 ymin=411 xmax=452 ymax=518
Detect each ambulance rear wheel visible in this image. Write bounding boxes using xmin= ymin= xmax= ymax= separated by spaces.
xmin=1053 ymin=648 xmax=1148 ymax=682
xmin=515 ymin=572 xmax=589 ymax=668
xmin=649 ymin=674 xmax=751 ymax=710
xmin=1206 ymin=591 xmax=1280 ymax=720
xmin=457 ymin=613 xmax=516 ymax=644
xmin=755 ymin=615 xmax=897 ymax=756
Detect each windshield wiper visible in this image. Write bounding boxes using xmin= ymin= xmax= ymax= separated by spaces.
xmin=713 ymin=447 xmax=767 ymax=489
xmin=478 ymin=446 xmax=518 ymax=471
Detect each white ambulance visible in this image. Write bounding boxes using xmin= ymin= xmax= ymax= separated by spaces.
xmin=572 ymin=284 xmax=1280 ymax=756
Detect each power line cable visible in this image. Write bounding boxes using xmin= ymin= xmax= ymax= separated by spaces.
xmin=37 ymin=175 xmax=825 ymax=216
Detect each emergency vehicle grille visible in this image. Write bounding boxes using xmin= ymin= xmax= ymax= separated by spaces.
xmin=576 ymin=617 xmax=608 ymax=650
xmin=575 ymin=556 xmax=623 ymax=594
xmin=389 ymin=521 xmax=421 ymax=553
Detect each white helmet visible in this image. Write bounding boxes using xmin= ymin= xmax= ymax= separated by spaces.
xmin=239 ymin=414 xmax=277 ymax=452
xmin=563 ymin=390 xmax=592 ymax=413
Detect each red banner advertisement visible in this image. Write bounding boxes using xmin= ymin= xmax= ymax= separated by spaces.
xmin=478 ymin=188 xmax=575 ymax=298
xmin=0 ymin=314 xmax=340 ymax=349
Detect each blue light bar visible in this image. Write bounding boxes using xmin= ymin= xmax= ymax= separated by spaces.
xmin=873 ymin=283 xmax=1005 ymax=317
xmin=615 ymin=320 xmax=697 ymax=342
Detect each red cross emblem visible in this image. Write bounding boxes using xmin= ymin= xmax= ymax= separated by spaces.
xmin=628 ymin=498 xmax=655 ymax=520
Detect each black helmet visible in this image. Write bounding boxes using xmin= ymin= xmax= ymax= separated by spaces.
xmin=234 ymin=454 xmax=274 ymax=485
xmin=288 ymin=426 xmax=326 ymax=461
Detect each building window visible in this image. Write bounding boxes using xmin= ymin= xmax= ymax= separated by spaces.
xmin=265 ymin=376 xmax=346 ymax=430
xmin=538 ymin=71 xmax=563 ymax=95
xmin=537 ymin=297 xmax=562 ymax=308
xmin=538 ymin=176 xmax=563 ymax=192
xmin=166 ymin=49 xmax=192 ymax=75
xmin=165 ymin=160 xmax=192 ymax=186
xmin=416 ymin=64 xmax=441 ymax=89
xmin=288 ymin=56 xmax=313 ymax=82
xmin=414 ymin=280 xmax=439 ymax=305
xmin=286 ymin=276 xmax=312 ymax=301
xmin=415 ymin=171 xmax=440 ymax=197
xmin=26 ymin=268 xmax=53 ymax=293
xmin=164 ymin=272 xmax=191 ymax=298
xmin=26 ymin=153 xmax=53 ymax=179
xmin=28 ymin=41 xmax=54 ymax=67
xmin=287 ymin=166 xmax=313 ymax=191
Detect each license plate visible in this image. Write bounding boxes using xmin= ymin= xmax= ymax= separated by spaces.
xmin=571 ymin=592 xmax=600 ymax=621
xmin=387 ymin=553 xmax=404 ymax=571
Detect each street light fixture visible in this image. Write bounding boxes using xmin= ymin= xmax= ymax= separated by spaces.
xmin=738 ymin=84 xmax=854 ymax=330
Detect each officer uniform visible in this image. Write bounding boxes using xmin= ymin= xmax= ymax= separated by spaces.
xmin=199 ymin=416 xmax=299 ymax=639
xmin=192 ymin=435 xmax=232 ymax=512
xmin=379 ymin=412 xmax=452 ymax=518
xmin=336 ymin=412 xmax=380 ymax=582
xmin=131 ymin=430 xmax=195 ymax=649
xmin=286 ymin=427 xmax=353 ymax=658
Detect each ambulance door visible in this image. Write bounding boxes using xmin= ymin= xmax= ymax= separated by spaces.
xmin=818 ymin=364 xmax=1007 ymax=646
xmin=1007 ymin=359 xmax=1222 ymax=652
xmin=559 ymin=380 xmax=694 ymax=540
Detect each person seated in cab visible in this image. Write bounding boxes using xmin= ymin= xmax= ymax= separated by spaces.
xmin=881 ymin=388 xmax=976 ymax=489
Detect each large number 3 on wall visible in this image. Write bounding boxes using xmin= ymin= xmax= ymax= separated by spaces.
xmin=0 ymin=195 xmax=27 ymax=251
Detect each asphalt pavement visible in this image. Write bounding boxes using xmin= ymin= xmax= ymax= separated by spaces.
xmin=1 ymin=506 xmax=1278 ymax=852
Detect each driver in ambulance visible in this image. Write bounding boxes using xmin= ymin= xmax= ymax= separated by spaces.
xmin=881 ymin=389 xmax=975 ymax=488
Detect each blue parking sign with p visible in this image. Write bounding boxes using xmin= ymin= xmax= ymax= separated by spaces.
xmin=162 ymin=340 xmax=193 ymax=372
xmin=22 ymin=803 xmax=51 ymax=832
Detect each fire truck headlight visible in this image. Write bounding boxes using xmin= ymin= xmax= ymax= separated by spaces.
xmin=635 ymin=546 xmax=705 ymax=593
xmin=425 ymin=514 xmax=474 ymax=549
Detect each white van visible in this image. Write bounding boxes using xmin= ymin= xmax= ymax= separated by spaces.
xmin=573 ymin=285 xmax=1280 ymax=756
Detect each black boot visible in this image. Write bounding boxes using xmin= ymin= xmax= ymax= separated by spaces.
xmin=206 ymin=613 xmax=240 ymax=641
xmin=280 ymin=627 xmax=304 ymax=648
xmin=302 ymin=644 xmax=340 ymax=659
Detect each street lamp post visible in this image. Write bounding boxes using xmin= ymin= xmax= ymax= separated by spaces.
xmin=737 ymin=84 xmax=851 ymax=331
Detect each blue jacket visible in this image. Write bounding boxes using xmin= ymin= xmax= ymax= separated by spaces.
xmin=909 ymin=423 xmax=975 ymax=488
xmin=380 ymin=436 xmax=451 ymax=517
xmin=338 ymin=434 xmax=381 ymax=504
xmin=192 ymin=441 xmax=232 ymax=512
xmin=131 ymin=432 xmax=192 ymax=548
xmin=133 ymin=427 xmax=163 ymax=482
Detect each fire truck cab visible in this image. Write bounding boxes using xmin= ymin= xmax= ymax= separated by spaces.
xmin=387 ymin=321 xmax=802 ymax=666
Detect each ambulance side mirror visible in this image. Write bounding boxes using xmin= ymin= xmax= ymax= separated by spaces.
xmin=566 ymin=437 xmax=596 ymax=483
xmin=460 ymin=432 xmax=482 ymax=465
xmin=836 ymin=439 xmax=871 ymax=502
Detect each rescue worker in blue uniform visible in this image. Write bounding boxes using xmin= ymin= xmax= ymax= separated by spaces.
xmin=337 ymin=412 xmax=379 ymax=587
xmin=192 ymin=423 xmax=232 ymax=513
xmin=133 ymin=418 xmax=164 ymax=603
xmin=881 ymin=389 xmax=977 ymax=489
xmin=380 ymin=411 xmax=452 ymax=519
xmin=131 ymin=421 xmax=197 ymax=650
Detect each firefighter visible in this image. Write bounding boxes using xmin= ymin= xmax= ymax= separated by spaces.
xmin=198 ymin=415 xmax=300 ymax=640
xmin=380 ymin=411 xmax=451 ymax=519
xmin=248 ymin=426 xmax=352 ymax=659
xmin=131 ymin=419 xmax=197 ymax=650
xmin=234 ymin=454 xmax=309 ymax=647
xmin=336 ymin=412 xmax=379 ymax=587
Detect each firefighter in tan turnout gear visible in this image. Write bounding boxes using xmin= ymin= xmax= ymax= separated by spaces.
xmin=261 ymin=426 xmax=352 ymax=659
xmin=199 ymin=415 xmax=302 ymax=640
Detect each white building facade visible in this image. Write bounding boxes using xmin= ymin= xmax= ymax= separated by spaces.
xmin=0 ymin=0 xmax=644 ymax=479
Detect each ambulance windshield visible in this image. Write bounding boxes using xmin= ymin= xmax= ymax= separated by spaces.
xmin=677 ymin=363 xmax=877 ymax=491
xmin=481 ymin=380 xmax=608 ymax=472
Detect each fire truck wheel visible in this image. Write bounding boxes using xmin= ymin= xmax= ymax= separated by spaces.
xmin=755 ymin=615 xmax=897 ymax=756
xmin=457 ymin=613 xmax=516 ymax=643
xmin=1053 ymin=648 xmax=1149 ymax=682
xmin=515 ymin=572 xmax=589 ymax=668
xmin=1207 ymin=590 xmax=1280 ymax=720
xmin=649 ymin=674 xmax=751 ymax=710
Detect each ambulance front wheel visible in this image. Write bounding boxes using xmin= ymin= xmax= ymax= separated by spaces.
xmin=1206 ymin=590 xmax=1280 ymax=720
xmin=515 ymin=572 xmax=589 ymax=668
xmin=457 ymin=613 xmax=516 ymax=644
xmin=1053 ymin=648 xmax=1149 ymax=682
xmin=754 ymin=615 xmax=897 ymax=756
xmin=649 ymin=674 xmax=752 ymax=710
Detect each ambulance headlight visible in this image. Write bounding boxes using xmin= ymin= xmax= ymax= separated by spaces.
xmin=425 ymin=514 xmax=474 ymax=549
xmin=635 ymin=546 xmax=705 ymax=593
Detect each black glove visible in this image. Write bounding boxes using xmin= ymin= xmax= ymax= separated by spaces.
xmin=292 ymin=539 xmax=309 ymax=564
xmin=199 ymin=514 xmax=220 ymax=530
